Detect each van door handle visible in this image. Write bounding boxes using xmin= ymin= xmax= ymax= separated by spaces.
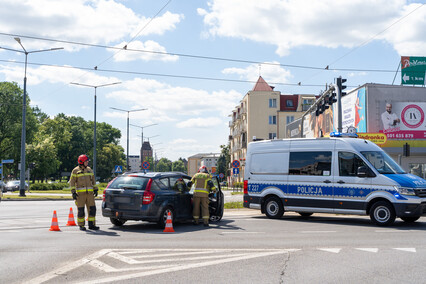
xmin=323 ymin=180 xmax=331 ymax=184
xmin=337 ymin=180 xmax=345 ymax=184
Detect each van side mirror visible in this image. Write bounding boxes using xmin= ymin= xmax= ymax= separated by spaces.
xmin=357 ymin=166 xmax=374 ymax=177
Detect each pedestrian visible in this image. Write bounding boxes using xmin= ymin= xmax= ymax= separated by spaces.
xmin=69 ymin=154 xmax=99 ymax=231
xmin=191 ymin=166 xmax=215 ymax=227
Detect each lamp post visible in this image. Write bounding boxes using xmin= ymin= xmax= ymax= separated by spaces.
xmin=130 ymin=123 xmax=158 ymax=149
xmin=70 ymin=82 xmax=121 ymax=179
xmin=146 ymin=135 xmax=160 ymax=142
xmin=110 ymin=107 xmax=147 ymax=170
xmin=0 ymin=38 xmax=63 ymax=196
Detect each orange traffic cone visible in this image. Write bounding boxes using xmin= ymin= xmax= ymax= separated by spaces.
xmin=66 ymin=207 xmax=77 ymax=226
xmin=49 ymin=210 xmax=61 ymax=231
xmin=163 ymin=211 xmax=175 ymax=233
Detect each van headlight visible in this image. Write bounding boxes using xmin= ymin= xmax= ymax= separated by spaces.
xmin=394 ymin=186 xmax=416 ymax=196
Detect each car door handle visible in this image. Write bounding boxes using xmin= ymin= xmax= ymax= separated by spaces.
xmin=337 ymin=180 xmax=345 ymax=184
xmin=323 ymin=180 xmax=332 ymax=184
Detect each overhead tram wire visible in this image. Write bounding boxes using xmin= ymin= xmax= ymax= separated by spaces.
xmin=0 ymin=32 xmax=399 ymax=74
xmin=0 ymin=58 xmax=329 ymax=88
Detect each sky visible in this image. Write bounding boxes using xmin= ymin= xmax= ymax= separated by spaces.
xmin=0 ymin=0 xmax=425 ymax=162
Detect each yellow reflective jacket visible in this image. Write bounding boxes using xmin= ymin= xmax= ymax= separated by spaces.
xmin=191 ymin=173 xmax=216 ymax=196
xmin=69 ymin=165 xmax=96 ymax=193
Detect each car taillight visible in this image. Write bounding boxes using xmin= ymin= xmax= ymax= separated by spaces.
xmin=243 ymin=180 xmax=248 ymax=194
xmin=102 ymin=189 xmax=106 ymax=202
xmin=142 ymin=179 xmax=155 ymax=205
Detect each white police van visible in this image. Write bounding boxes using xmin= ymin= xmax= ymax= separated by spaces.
xmin=243 ymin=133 xmax=426 ymax=226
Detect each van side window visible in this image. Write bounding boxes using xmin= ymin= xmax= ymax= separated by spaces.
xmin=289 ymin=151 xmax=332 ymax=176
xmin=338 ymin=152 xmax=367 ymax=176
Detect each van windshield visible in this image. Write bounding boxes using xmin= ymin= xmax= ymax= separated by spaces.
xmin=360 ymin=151 xmax=405 ymax=174
xmin=108 ymin=176 xmax=149 ymax=190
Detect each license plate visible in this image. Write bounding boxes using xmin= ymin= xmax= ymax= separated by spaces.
xmin=115 ymin=196 xmax=131 ymax=203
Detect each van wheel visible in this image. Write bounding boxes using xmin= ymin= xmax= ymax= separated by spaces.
xmin=370 ymin=201 xmax=396 ymax=226
xmin=264 ymin=196 xmax=284 ymax=219
xmin=400 ymin=216 xmax=420 ymax=223
xmin=157 ymin=207 xmax=174 ymax=228
xmin=298 ymin=212 xmax=313 ymax=217
xmin=110 ymin=218 xmax=126 ymax=226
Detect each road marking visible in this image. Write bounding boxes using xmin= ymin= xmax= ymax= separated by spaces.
xmin=300 ymin=231 xmax=336 ymax=233
xmin=355 ymin=248 xmax=379 ymax=253
xmin=318 ymin=248 xmax=341 ymax=253
xmin=220 ymin=231 xmax=265 ymax=235
xmin=393 ymin=248 xmax=416 ymax=252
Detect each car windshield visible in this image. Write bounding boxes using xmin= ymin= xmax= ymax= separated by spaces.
xmin=108 ymin=176 xmax=149 ymax=190
xmin=7 ymin=181 xmax=20 ymax=186
xmin=361 ymin=151 xmax=405 ymax=174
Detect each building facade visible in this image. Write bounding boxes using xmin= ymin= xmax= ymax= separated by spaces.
xmin=141 ymin=141 xmax=152 ymax=162
xmin=229 ymin=76 xmax=316 ymax=182
xmin=128 ymin=155 xmax=141 ymax=172
xmin=187 ymin=153 xmax=220 ymax=177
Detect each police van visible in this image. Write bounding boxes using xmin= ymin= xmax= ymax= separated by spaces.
xmin=243 ymin=133 xmax=426 ymax=226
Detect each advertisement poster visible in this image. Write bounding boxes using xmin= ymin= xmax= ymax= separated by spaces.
xmin=379 ymin=102 xmax=426 ymax=139
xmin=340 ymin=87 xmax=367 ymax=133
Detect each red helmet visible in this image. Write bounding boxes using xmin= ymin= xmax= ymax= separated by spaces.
xmin=198 ymin=166 xmax=208 ymax=173
xmin=78 ymin=154 xmax=89 ymax=165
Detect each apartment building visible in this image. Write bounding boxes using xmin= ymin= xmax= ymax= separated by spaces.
xmin=229 ymin=76 xmax=316 ymax=182
xmin=187 ymin=153 xmax=220 ymax=176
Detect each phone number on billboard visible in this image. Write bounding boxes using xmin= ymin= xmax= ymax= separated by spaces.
xmin=386 ymin=133 xmax=415 ymax=139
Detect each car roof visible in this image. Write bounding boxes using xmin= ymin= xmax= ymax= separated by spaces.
xmin=121 ymin=171 xmax=191 ymax=179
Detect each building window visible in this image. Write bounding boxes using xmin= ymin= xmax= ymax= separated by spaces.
xmin=286 ymin=100 xmax=294 ymax=107
xmin=286 ymin=116 xmax=295 ymax=124
xmin=269 ymin=133 xmax=277 ymax=139
xmin=269 ymin=98 xmax=277 ymax=108
xmin=302 ymin=99 xmax=314 ymax=111
xmin=269 ymin=115 xmax=277 ymax=125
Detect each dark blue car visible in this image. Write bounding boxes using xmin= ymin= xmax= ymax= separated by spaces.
xmin=102 ymin=171 xmax=224 ymax=227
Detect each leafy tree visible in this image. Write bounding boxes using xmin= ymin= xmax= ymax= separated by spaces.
xmin=156 ymin=158 xmax=172 ymax=172
xmin=172 ymin=160 xmax=186 ymax=173
xmin=217 ymin=144 xmax=230 ymax=179
xmin=97 ymin=143 xmax=125 ymax=181
xmin=0 ymin=81 xmax=41 ymax=175
xmin=26 ymin=137 xmax=61 ymax=182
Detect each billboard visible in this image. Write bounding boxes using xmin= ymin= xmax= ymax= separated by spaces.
xmin=401 ymin=56 xmax=426 ymax=86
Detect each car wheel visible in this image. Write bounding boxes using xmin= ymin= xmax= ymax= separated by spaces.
xmin=110 ymin=218 xmax=126 ymax=226
xmin=298 ymin=212 xmax=313 ymax=217
xmin=264 ymin=196 xmax=284 ymax=219
xmin=400 ymin=216 xmax=420 ymax=223
xmin=370 ymin=201 xmax=396 ymax=226
xmin=157 ymin=206 xmax=174 ymax=228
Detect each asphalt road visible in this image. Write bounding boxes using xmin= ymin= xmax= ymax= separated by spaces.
xmin=1 ymin=200 xmax=425 ymax=283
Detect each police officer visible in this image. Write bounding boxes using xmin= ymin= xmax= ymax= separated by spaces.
xmin=191 ymin=166 xmax=216 ymax=227
xmin=69 ymin=154 xmax=99 ymax=231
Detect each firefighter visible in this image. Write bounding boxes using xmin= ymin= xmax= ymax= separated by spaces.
xmin=191 ymin=166 xmax=216 ymax=227
xmin=69 ymin=154 xmax=99 ymax=231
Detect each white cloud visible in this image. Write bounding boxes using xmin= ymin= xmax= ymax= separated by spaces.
xmin=112 ymin=40 xmax=179 ymax=62
xmin=222 ymin=61 xmax=292 ymax=83
xmin=200 ymin=0 xmax=426 ymax=56
xmin=176 ymin=117 xmax=222 ymax=128
xmin=0 ymin=0 xmax=183 ymax=51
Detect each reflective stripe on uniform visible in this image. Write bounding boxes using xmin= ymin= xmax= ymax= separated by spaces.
xmin=194 ymin=189 xmax=209 ymax=194
xmin=76 ymin=188 xmax=94 ymax=192
xmin=88 ymin=217 xmax=95 ymax=221
xmin=71 ymin=173 xmax=94 ymax=178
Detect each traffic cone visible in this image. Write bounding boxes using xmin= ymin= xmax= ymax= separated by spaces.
xmin=66 ymin=207 xmax=77 ymax=226
xmin=49 ymin=210 xmax=61 ymax=231
xmin=163 ymin=211 xmax=175 ymax=233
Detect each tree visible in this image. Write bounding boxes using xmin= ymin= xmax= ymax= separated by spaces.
xmin=172 ymin=160 xmax=186 ymax=173
xmin=97 ymin=143 xmax=125 ymax=181
xmin=156 ymin=158 xmax=172 ymax=172
xmin=26 ymin=137 xmax=61 ymax=182
xmin=217 ymin=144 xmax=230 ymax=179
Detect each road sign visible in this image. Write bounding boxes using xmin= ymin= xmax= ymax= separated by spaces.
xmin=0 ymin=168 xmax=2 ymax=174
xmin=142 ymin=161 xmax=150 ymax=169
xmin=219 ymin=173 xmax=224 ymax=179
xmin=233 ymin=168 xmax=239 ymax=175
xmin=232 ymin=160 xmax=240 ymax=168
xmin=401 ymin=56 xmax=426 ymax=85
xmin=114 ymin=165 xmax=123 ymax=173
xmin=2 ymin=159 xmax=14 ymax=164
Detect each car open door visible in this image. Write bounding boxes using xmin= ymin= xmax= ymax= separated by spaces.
xmin=209 ymin=176 xmax=224 ymax=222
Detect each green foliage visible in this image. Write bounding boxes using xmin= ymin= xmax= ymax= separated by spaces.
xmin=156 ymin=158 xmax=172 ymax=172
xmin=224 ymin=202 xmax=243 ymax=209
xmin=172 ymin=159 xmax=186 ymax=173
xmin=217 ymin=144 xmax=230 ymax=178
xmin=30 ymin=182 xmax=68 ymax=191
xmin=97 ymin=143 xmax=125 ymax=181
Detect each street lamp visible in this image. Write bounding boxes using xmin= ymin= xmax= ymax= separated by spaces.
xmin=110 ymin=107 xmax=147 ymax=170
xmin=129 ymin=123 xmax=158 ymax=149
xmin=146 ymin=135 xmax=160 ymax=142
xmin=0 ymin=38 xmax=63 ymax=196
xmin=70 ymin=82 xmax=121 ymax=179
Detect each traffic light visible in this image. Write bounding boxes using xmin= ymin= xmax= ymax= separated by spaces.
xmin=337 ymin=77 xmax=347 ymax=96
xmin=330 ymin=92 xmax=337 ymax=104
